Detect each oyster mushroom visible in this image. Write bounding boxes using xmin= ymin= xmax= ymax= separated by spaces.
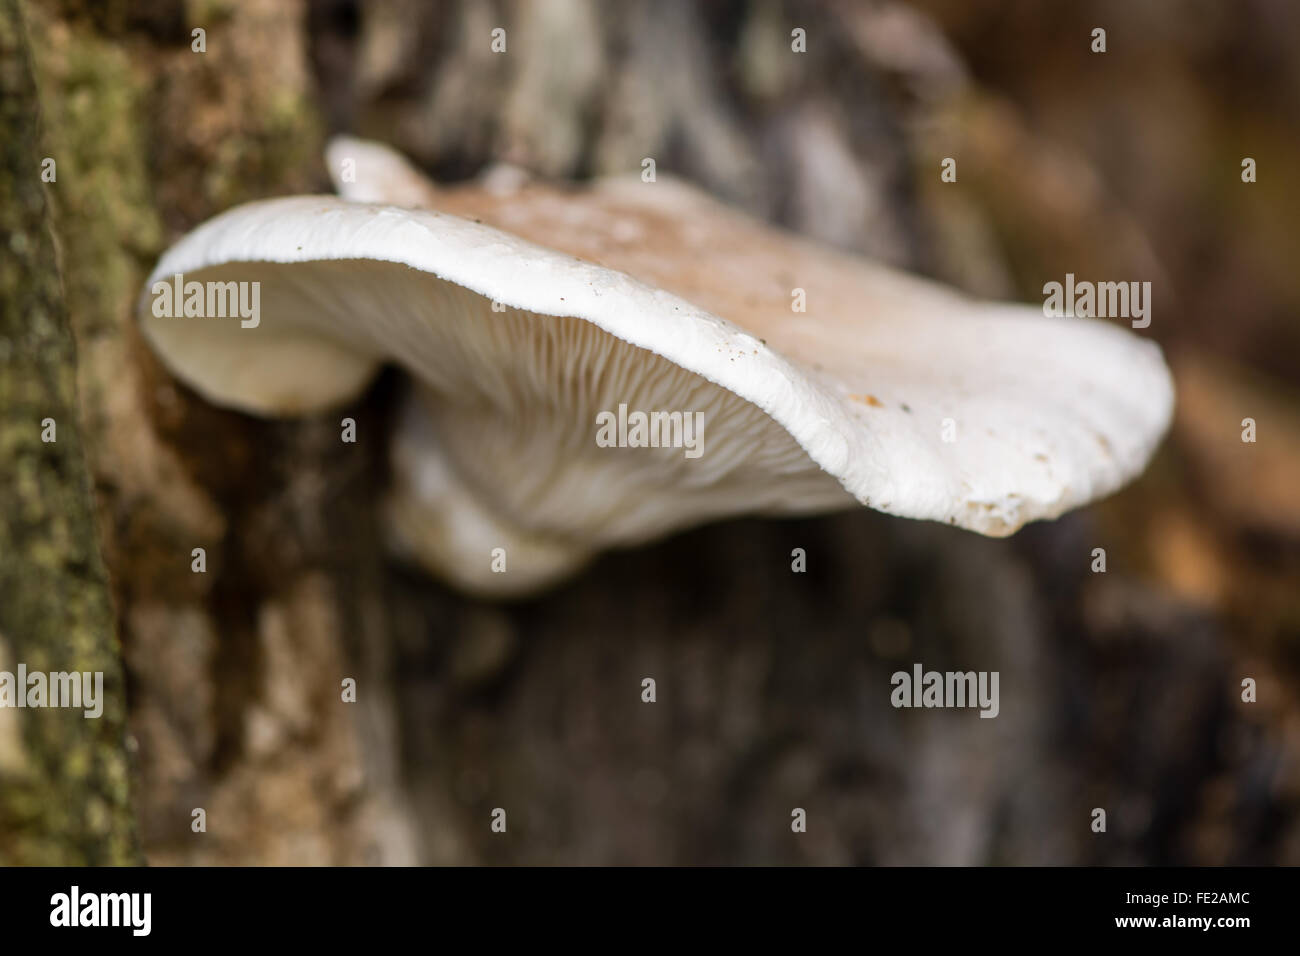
xmin=137 ymin=137 xmax=1173 ymax=595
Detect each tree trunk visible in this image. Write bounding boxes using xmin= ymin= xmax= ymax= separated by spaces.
xmin=7 ymin=0 xmax=1290 ymax=865
xmin=0 ymin=0 xmax=137 ymax=866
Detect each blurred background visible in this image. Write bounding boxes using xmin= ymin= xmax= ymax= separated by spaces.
xmin=3 ymin=0 xmax=1297 ymax=864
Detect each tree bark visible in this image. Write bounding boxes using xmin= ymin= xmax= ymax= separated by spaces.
xmin=0 ymin=0 xmax=137 ymax=866
xmin=8 ymin=0 xmax=1287 ymax=865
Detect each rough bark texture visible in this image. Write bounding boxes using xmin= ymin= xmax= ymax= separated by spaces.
xmin=8 ymin=0 xmax=1299 ymax=864
xmin=0 ymin=0 xmax=136 ymax=866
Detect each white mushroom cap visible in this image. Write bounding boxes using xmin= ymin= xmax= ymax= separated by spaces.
xmin=138 ymin=137 xmax=1173 ymax=595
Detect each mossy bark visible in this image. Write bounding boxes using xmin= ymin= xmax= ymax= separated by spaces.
xmin=0 ymin=0 xmax=137 ymax=865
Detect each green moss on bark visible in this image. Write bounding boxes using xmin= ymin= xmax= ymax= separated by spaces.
xmin=0 ymin=0 xmax=138 ymax=865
